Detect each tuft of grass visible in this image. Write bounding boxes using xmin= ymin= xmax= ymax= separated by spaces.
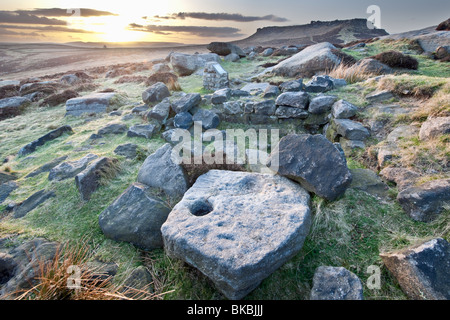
xmin=377 ymin=74 xmax=448 ymax=99
xmin=326 ymin=63 xmax=379 ymax=84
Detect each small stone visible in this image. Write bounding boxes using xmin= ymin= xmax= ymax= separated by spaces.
xmin=310 ymin=266 xmax=364 ymax=300
xmin=142 ymin=82 xmax=171 ymax=104
xmin=127 ymin=124 xmax=157 ymax=139
xmin=114 ymin=144 xmax=138 ymax=159
xmin=332 ymin=100 xmax=358 ymax=119
xmin=173 ymin=112 xmax=193 ymax=130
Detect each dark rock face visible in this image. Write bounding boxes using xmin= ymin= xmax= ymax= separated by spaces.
xmin=381 ymin=238 xmax=450 ymax=300
xmin=0 ymin=171 xmax=16 ymax=184
xmin=127 ymin=124 xmax=157 ymax=139
xmin=98 ymin=123 xmax=128 ymax=135
xmin=142 ymin=82 xmax=171 ymax=104
xmin=120 ymin=266 xmax=154 ymax=298
xmin=147 ymin=100 xmax=171 ymax=124
xmin=397 ymin=179 xmax=450 ymax=222
xmin=304 ymin=75 xmax=335 ymax=93
xmin=0 ymin=97 xmax=31 ymax=120
xmin=99 ymin=183 xmax=171 ymax=250
xmin=13 ymin=189 xmax=56 ymax=218
xmin=267 ymin=134 xmax=353 ymax=201
xmin=275 ymin=92 xmax=310 ymax=109
xmin=18 ymin=125 xmax=73 ymax=157
xmin=48 ymin=154 xmax=99 ymax=181
xmin=308 ymin=95 xmax=337 ymax=114
xmin=75 ymin=157 xmax=118 ymax=202
xmin=26 ymin=156 xmax=68 ymax=178
xmin=173 ymin=112 xmax=193 ymax=130
xmin=66 ymin=92 xmax=117 ymax=116
xmin=310 ymin=266 xmax=364 ymax=300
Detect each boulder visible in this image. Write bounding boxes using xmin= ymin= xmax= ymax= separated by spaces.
xmin=253 ymin=100 xmax=276 ymax=116
xmin=379 ymin=167 xmax=420 ymax=191
xmin=60 ymin=74 xmax=80 ymax=85
xmin=48 ymin=153 xmax=99 ymax=181
xmin=419 ymin=117 xmax=450 ymax=141
xmin=99 ymin=183 xmax=171 ymax=250
xmin=331 ymin=100 xmax=358 ymax=119
xmin=0 ymin=96 xmax=31 ymax=120
xmin=171 ymin=93 xmax=201 ymax=114
xmin=272 ymin=42 xmax=343 ymax=78
xmin=152 ymin=63 xmax=171 ymax=73
xmin=142 ymin=82 xmax=171 ymax=104
xmin=13 ymin=189 xmax=55 ymax=218
xmin=211 ymin=88 xmax=231 ymax=105
xmin=75 ymin=157 xmax=118 ymax=201
xmin=240 ymin=83 xmax=271 ymax=96
xmin=267 ymin=134 xmax=352 ymax=201
xmin=331 ymin=119 xmax=370 ymax=141
xmin=18 ymin=125 xmax=73 ymax=157
xmin=262 ymin=48 xmax=274 ymax=56
xmin=350 ymin=58 xmax=393 ymax=75
xmin=192 ymin=109 xmax=220 ymax=130
xmin=170 ymin=52 xmax=221 ymax=76
xmin=380 ymin=238 xmax=450 ymax=300
xmin=366 ymin=90 xmax=394 ymax=103
xmin=147 ymin=99 xmax=171 ymax=124
xmin=120 ymin=266 xmax=154 ymax=298
xmin=279 ymin=80 xmax=303 ymax=93
xmin=137 ymin=143 xmax=188 ymax=198
xmin=66 ymin=92 xmax=118 ymax=116
xmin=207 ymin=42 xmax=246 ymax=57
xmin=349 ymin=168 xmax=389 ymax=199
xmin=161 ymin=170 xmax=311 ymax=300
xmin=397 ymin=179 xmax=450 ymax=222
xmin=310 ymin=266 xmax=364 ymax=300
xmin=262 ymin=85 xmax=280 ymax=98
xmin=114 ymin=143 xmax=138 ymax=159
xmin=304 ymin=75 xmax=335 ymax=93
xmin=173 ymin=112 xmax=193 ymax=130
xmin=275 ymin=92 xmax=310 ymax=109
xmin=275 ymin=106 xmax=309 ymax=119
xmin=224 ymin=53 xmax=240 ymax=62
xmin=309 ymin=95 xmax=337 ymax=114
xmin=127 ymin=124 xmax=157 ymax=139
xmin=97 ymin=123 xmax=128 ymax=135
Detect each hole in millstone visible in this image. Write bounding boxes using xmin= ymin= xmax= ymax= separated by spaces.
xmin=189 ymin=198 xmax=213 ymax=217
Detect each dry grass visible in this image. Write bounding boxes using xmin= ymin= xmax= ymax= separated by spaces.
xmin=377 ymin=75 xmax=448 ymax=99
xmin=12 ymin=240 xmax=164 ymax=300
xmin=326 ymin=63 xmax=380 ymax=84
xmin=370 ymin=51 xmax=418 ymax=70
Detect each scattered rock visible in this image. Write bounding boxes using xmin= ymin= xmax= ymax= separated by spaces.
xmin=99 ymin=183 xmax=171 ymax=250
xmin=331 ymin=100 xmax=358 ymax=119
xmin=75 ymin=157 xmax=118 ymax=201
xmin=380 ymin=238 xmax=450 ymax=300
xmin=309 ymin=95 xmax=337 ymax=114
xmin=66 ymin=92 xmax=118 ymax=116
xmin=268 ymin=134 xmax=352 ymax=201
xmin=379 ymin=167 xmax=420 ymax=191
xmin=173 ymin=112 xmax=193 ymax=130
xmin=371 ymin=51 xmax=418 ymax=70
xmin=304 ymin=75 xmax=334 ymax=93
xmin=114 ymin=143 xmax=138 ymax=159
xmin=279 ymin=80 xmax=303 ymax=93
xmin=120 ymin=266 xmax=154 ymax=298
xmin=310 ymin=266 xmax=364 ymax=300
xmin=137 ymin=143 xmax=188 ymax=198
xmin=0 ymin=96 xmax=31 ymax=120
xmin=0 ymin=171 xmax=16 ymax=184
xmin=147 ymin=99 xmax=171 ymax=124
xmin=397 ymin=179 xmax=450 ymax=222
xmin=419 ymin=117 xmax=450 ymax=141
xmin=18 ymin=125 xmax=73 ymax=157
xmin=98 ymin=123 xmax=128 ymax=135
xmin=127 ymin=124 xmax=157 ymax=139
xmin=161 ymin=170 xmax=311 ymax=300
xmin=275 ymin=92 xmax=310 ymax=109
xmin=262 ymin=85 xmax=280 ymax=98
xmin=262 ymin=48 xmax=274 ymax=56
xmin=253 ymin=100 xmax=277 ymax=116
xmin=331 ymin=119 xmax=370 ymax=141
xmin=60 ymin=74 xmax=80 ymax=85
xmin=142 ymin=82 xmax=171 ymax=105
xmin=152 ymin=63 xmax=171 ymax=73
xmin=349 ymin=168 xmax=390 ymax=198
xmin=192 ymin=109 xmax=220 ymax=130
xmin=26 ymin=156 xmax=68 ymax=178
xmin=211 ymin=88 xmax=231 ymax=105
xmin=0 ymin=181 xmax=18 ymax=204
xmin=39 ymin=90 xmax=79 ymax=107
xmin=13 ymin=189 xmax=55 ymax=218
xmin=366 ymin=90 xmax=394 ymax=103
xmin=224 ymin=53 xmax=240 ymax=62
xmin=172 ymin=93 xmax=201 ymax=114
xmin=240 ymin=83 xmax=271 ymax=96
xmin=350 ymin=58 xmax=393 ymax=75
xmin=48 ymin=153 xmax=99 ymax=181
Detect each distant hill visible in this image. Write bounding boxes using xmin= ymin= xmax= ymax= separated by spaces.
xmin=64 ymin=41 xmax=185 ymax=49
xmin=234 ymin=18 xmax=389 ymax=47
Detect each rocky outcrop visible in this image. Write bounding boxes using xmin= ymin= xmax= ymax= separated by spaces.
xmin=161 ymin=170 xmax=311 ymax=300
xmin=0 ymin=97 xmax=31 ymax=121
xmin=419 ymin=117 xmax=450 ymax=141
xmin=380 ymin=238 xmax=450 ymax=300
xmin=170 ymin=53 xmax=221 ymax=76
xmin=66 ymin=92 xmax=119 ymax=116
xmin=267 ymin=134 xmax=352 ymax=201
xmin=13 ymin=189 xmax=55 ymax=219
xmin=48 ymin=154 xmax=99 ymax=181
xmin=207 ymin=42 xmax=246 ymax=57
xmin=142 ymin=82 xmax=171 ymax=105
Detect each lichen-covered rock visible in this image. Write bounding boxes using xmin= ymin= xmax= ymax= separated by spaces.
xmin=310 ymin=266 xmax=364 ymax=300
xmin=0 ymin=96 xmax=31 ymax=120
xmin=142 ymin=82 xmax=171 ymax=104
xmin=380 ymin=238 xmax=450 ymax=300
xmin=18 ymin=125 xmax=73 ymax=157
xmin=49 ymin=154 xmax=99 ymax=181
xmin=419 ymin=117 xmax=450 ymax=141
xmin=66 ymin=92 xmax=118 ymax=116
xmin=13 ymin=189 xmax=55 ymax=218
xmin=161 ymin=170 xmax=311 ymax=300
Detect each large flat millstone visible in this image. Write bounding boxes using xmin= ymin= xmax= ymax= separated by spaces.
xmin=161 ymin=170 xmax=311 ymax=300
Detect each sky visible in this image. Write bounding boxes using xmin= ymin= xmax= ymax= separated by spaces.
xmin=0 ymin=0 xmax=449 ymax=44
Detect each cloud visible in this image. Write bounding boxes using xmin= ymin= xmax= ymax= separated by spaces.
xmin=0 ymin=26 xmax=45 ymax=38
xmin=153 ymin=12 xmax=289 ymax=23
xmin=16 ymin=8 xmax=118 ymax=17
xmin=128 ymin=23 xmax=243 ymax=37
xmin=0 ymin=24 xmax=98 ymax=34
xmin=0 ymin=11 xmax=66 ymax=25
